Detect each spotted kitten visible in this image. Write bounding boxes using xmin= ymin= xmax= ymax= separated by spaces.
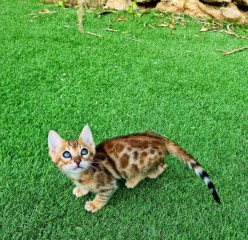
xmin=48 ymin=125 xmax=220 ymax=213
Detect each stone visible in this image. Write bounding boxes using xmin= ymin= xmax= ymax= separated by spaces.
xmin=156 ymin=0 xmax=182 ymax=14
xmin=156 ymin=0 xmax=209 ymax=18
xmin=156 ymin=0 xmax=247 ymax=23
xmin=197 ymin=1 xmax=247 ymax=22
xmin=183 ymin=0 xmax=209 ymax=17
xmin=234 ymin=0 xmax=248 ymax=6
xmin=136 ymin=0 xmax=154 ymax=3
xmin=106 ymin=0 xmax=132 ymax=10
xmin=197 ymin=1 xmax=225 ymax=20
xmin=200 ymin=0 xmax=231 ymax=4
xmin=84 ymin=0 xmax=106 ymax=7
xmin=220 ymin=3 xmax=244 ymax=21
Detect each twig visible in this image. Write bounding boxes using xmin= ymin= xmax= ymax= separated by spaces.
xmin=105 ymin=28 xmax=119 ymax=32
xmin=148 ymin=24 xmax=156 ymax=29
xmin=144 ymin=21 xmax=156 ymax=29
xmin=86 ymin=31 xmax=104 ymax=38
xmin=77 ymin=0 xmax=84 ymax=33
xmin=226 ymin=24 xmax=232 ymax=32
xmin=225 ymin=30 xmax=248 ymax=40
xmin=217 ymin=46 xmax=248 ymax=55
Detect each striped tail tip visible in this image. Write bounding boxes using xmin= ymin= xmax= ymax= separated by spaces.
xmin=194 ymin=167 xmax=221 ymax=204
xmin=212 ymin=189 xmax=221 ymax=204
xmin=208 ymin=182 xmax=221 ymax=204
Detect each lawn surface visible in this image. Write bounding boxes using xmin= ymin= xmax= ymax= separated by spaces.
xmin=1 ymin=0 xmax=248 ymax=239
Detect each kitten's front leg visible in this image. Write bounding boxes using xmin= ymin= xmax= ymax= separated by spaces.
xmin=85 ymin=188 xmax=115 ymax=213
xmin=73 ymin=187 xmax=89 ymax=198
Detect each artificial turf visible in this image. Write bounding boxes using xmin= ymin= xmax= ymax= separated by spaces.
xmin=1 ymin=0 xmax=248 ymax=239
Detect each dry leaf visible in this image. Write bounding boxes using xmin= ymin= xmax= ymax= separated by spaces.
xmin=200 ymin=27 xmax=208 ymax=32
xmin=105 ymin=28 xmax=119 ymax=32
xmin=217 ymin=46 xmax=248 ymax=55
xmin=39 ymin=9 xmax=51 ymax=14
xmin=148 ymin=24 xmax=156 ymax=29
xmin=86 ymin=32 xmax=104 ymax=38
xmin=115 ymin=16 xmax=128 ymax=21
xmin=170 ymin=17 xmax=175 ymax=25
xmin=225 ymin=30 xmax=248 ymax=40
xmin=39 ymin=9 xmax=56 ymax=14
xmin=175 ymin=16 xmax=187 ymax=22
xmin=153 ymin=13 xmax=164 ymax=18
xmin=157 ymin=23 xmax=169 ymax=27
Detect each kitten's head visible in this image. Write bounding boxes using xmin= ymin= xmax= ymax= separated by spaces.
xmin=48 ymin=125 xmax=95 ymax=175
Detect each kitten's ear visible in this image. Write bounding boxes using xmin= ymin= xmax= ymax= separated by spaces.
xmin=48 ymin=130 xmax=64 ymax=158
xmin=80 ymin=125 xmax=95 ymax=149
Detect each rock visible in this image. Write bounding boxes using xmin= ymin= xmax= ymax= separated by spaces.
xmin=183 ymin=0 xmax=209 ymax=17
xmin=234 ymin=0 xmax=248 ymax=6
xmin=85 ymin=0 xmax=106 ymax=7
xmin=197 ymin=1 xmax=225 ymax=20
xmin=200 ymin=0 xmax=231 ymax=4
xmin=197 ymin=1 xmax=247 ymax=22
xmin=136 ymin=0 xmax=154 ymax=3
xmin=156 ymin=0 xmax=247 ymax=23
xmin=220 ymin=3 xmax=244 ymax=21
xmin=106 ymin=0 xmax=132 ymax=10
xmin=156 ymin=0 xmax=209 ymax=17
xmin=158 ymin=0 xmax=185 ymax=9
xmin=156 ymin=0 xmax=182 ymax=14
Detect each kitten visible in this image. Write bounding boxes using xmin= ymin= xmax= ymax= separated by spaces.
xmin=48 ymin=125 xmax=220 ymax=213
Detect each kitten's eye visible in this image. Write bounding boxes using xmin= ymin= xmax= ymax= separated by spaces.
xmin=62 ymin=151 xmax=71 ymax=159
xmin=81 ymin=148 xmax=88 ymax=156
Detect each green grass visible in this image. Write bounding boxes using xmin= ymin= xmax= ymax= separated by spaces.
xmin=1 ymin=0 xmax=248 ymax=239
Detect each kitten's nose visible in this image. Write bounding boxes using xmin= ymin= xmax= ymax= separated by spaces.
xmin=73 ymin=157 xmax=81 ymax=165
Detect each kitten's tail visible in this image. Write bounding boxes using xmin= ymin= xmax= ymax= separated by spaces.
xmin=165 ymin=140 xmax=221 ymax=203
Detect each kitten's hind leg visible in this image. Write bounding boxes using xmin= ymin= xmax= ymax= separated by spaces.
xmin=125 ymin=175 xmax=144 ymax=188
xmin=147 ymin=163 xmax=167 ymax=179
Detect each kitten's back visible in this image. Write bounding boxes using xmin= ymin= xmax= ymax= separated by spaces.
xmin=95 ymin=132 xmax=168 ymax=179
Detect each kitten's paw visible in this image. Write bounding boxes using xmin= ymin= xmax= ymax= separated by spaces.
xmin=72 ymin=187 xmax=89 ymax=197
xmin=85 ymin=201 xmax=102 ymax=213
xmin=125 ymin=178 xmax=140 ymax=188
xmin=161 ymin=163 xmax=168 ymax=169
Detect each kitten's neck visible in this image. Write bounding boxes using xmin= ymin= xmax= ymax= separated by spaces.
xmin=63 ymin=170 xmax=82 ymax=180
xmin=64 ymin=169 xmax=91 ymax=181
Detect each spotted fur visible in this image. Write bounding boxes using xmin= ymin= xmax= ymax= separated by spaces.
xmin=48 ymin=125 xmax=220 ymax=213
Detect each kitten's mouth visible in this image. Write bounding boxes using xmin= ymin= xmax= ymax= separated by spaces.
xmin=74 ymin=166 xmax=84 ymax=171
